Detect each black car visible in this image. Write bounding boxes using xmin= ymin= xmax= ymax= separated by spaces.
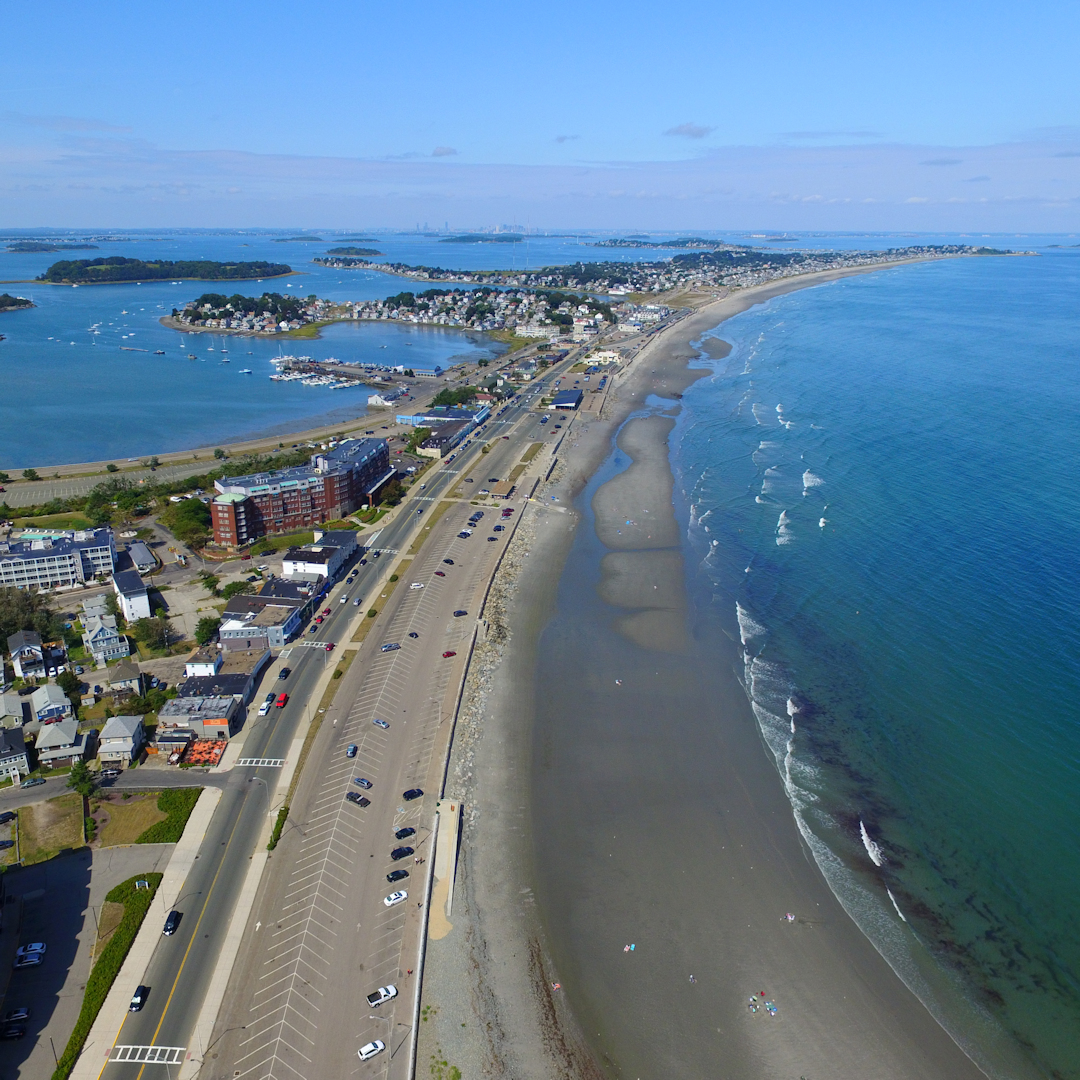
xmin=387 ymin=869 xmax=409 ymax=884
xmin=453 ymin=610 xmax=468 ymax=618
xmin=3 ymin=1008 xmax=29 ymax=1023
xmin=278 ymin=667 xmax=291 ymax=680
xmin=402 ymin=788 xmax=424 ymax=801
xmin=129 ymin=985 xmax=150 ymax=1012
xmin=0 ymin=811 xmax=15 ymax=825
xmin=488 ymin=478 xmax=499 ymax=484
xmin=487 ymin=536 xmax=498 ymax=542
xmin=163 ymin=910 xmax=182 ymax=936
xmin=390 ymin=846 xmax=414 ymax=861
xmin=407 ymin=632 xmax=419 ymax=639
xmin=443 ymin=559 xmax=454 ymax=565
xmin=394 ymin=826 xmax=416 ymax=840
xmin=0 ymin=1025 xmax=25 ymax=1040
xmin=457 ymin=531 xmax=471 ymax=539
xmin=345 ymin=792 xmax=371 ymax=807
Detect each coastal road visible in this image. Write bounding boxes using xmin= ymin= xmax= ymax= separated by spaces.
xmin=91 ymin=378 xmax=555 ymax=1077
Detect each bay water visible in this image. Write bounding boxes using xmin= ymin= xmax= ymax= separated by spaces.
xmin=678 ymin=252 xmax=1080 ymax=1077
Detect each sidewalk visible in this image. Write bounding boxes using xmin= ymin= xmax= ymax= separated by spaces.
xmin=70 ymin=787 xmax=222 ymax=1080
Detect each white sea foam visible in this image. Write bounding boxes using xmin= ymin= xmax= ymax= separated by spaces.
xmin=802 ymin=469 xmax=824 ymax=491
xmin=819 ymin=518 xmax=828 ymax=528
xmin=787 ymin=697 xmax=799 ymax=733
xmin=736 ymin=602 xmax=767 ymax=645
xmin=860 ymin=820 xmax=886 ymax=867
xmin=887 ymin=889 xmax=908 ymax=922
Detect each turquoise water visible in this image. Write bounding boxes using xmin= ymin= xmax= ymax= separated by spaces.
xmin=678 ymin=253 xmax=1080 ymax=1077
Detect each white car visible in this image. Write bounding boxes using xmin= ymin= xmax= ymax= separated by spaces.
xmin=366 ymin=984 xmax=398 ymax=1007
xmin=383 ymin=890 xmax=408 ymax=907
xmin=257 ymin=701 xmax=272 ymax=716
xmin=358 ymin=1040 xmax=385 ymax=1061
xmin=409 ymin=582 xmax=424 ymax=590
xmin=15 ymin=944 xmax=45 ymax=959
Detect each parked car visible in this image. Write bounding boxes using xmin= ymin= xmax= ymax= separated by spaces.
xmin=129 ymin=985 xmax=149 ymax=1012
xmin=0 ymin=841 xmax=14 ymax=851
xmin=12 ymin=955 xmax=41 ymax=970
xmin=386 ymin=869 xmax=409 ymax=884
xmin=394 ymin=826 xmax=416 ymax=840
xmin=453 ymin=610 xmax=468 ymax=618
xmin=20 ymin=778 xmax=45 ymax=790
xmin=345 ymin=792 xmax=370 ymax=807
xmin=493 ymin=525 xmax=505 ymax=532
xmin=0 ymin=1025 xmax=26 ymax=1040
xmin=0 ymin=811 xmax=16 ymax=825
xmin=443 ymin=558 xmax=454 ymax=565
xmin=442 ymin=651 xmax=457 ymax=659
xmin=2 ymin=1008 xmax=29 ymax=1023
xmin=16 ymin=944 xmax=45 ymax=959
xmin=275 ymin=693 xmax=288 ymax=708
xmin=409 ymin=582 xmax=424 ymax=590
xmin=366 ymin=985 xmax=398 ymax=1007
xmin=407 ymin=632 xmax=419 ymax=639
xmin=358 ymin=1040 xmax=386 ymax=1061
xmin=383 ymin=890 xmax=408 ymax=907
xmin=402 ymin=788 xmax=424 ymax=801
xmin=346 ymin=744 xmax=358 ymax=758
xmin=380 ymin=643 xmax=400 ymax=652
xmin=308 ymin=625 xmax=318 ymax=634
xmin=278 ymin=667 xmax=291 ymax=680
xmin=354 ymin=777 xmax=372 ymax=789
xmin=373 ymin=718 xmax=390 ymax=730
xmin=434 ymin=570 xmax=445 ymax=577
xmin=457 ymin=531 xmax=471 ymax=539
xmin=163 ymin=911 xmax=182 ymax=936
xmin=390 ymin=846 xmax=414 ymax=861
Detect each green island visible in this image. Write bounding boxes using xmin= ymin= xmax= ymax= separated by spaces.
xmin=0 ymin=292 xmax=34 ymax=311
xmin=325 ymin=246 xmax=383 ymax=256
xmin=6 ymin=241 xmax=99 ymax=253
xmin=171 ymin=291 xmax=310 ymax=329
xmin=272 ymin=235 xmax=324 ymax=242
xmin=37 ymin=256 xmax=293 ymax=284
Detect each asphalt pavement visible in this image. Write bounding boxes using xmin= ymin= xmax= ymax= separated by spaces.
xmin=90 ymin=379 xmax=557 ymax=1079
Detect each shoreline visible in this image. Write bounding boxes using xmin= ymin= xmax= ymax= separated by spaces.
xmin=418 ymin=259 xmax=996 ymax=1079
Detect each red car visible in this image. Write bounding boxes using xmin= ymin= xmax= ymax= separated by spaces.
xmin=434 ymin=571 xmax=445 ymax=577
xmin=275 ymin=693 xmax=289 ymax=708
xmin=322 ymin=607 xmax=332 ymax=616
xmin=325 ymin=642 xmax=335 ymax=652
xmin=442 ymin=651 xmax=457 ymax=658
xmin=314 ymin=616 xmax=324 ymax=624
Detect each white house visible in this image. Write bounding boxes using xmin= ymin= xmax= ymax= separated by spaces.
xmin=184 ymin=647 xmax=223 ymax=679
xmin=113 ymin=569 xmax=152 ymax=622
xmin=98 ymin=714 xmax=145 ymax=765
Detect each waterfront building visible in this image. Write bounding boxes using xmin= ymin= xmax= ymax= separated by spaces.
xmin=211 ymin=439 xmax=392 ymax=547
xmin=552 ymin=389 xmax=585 ymax=410
xmin=418 ymin=420 xmax=472 ymax=458
xmin=158 ymin=695 xmax=240 ymax=741
xmin=395 ymin=405 xmax=491 ymax=428
xmin=282 ymin=530 xmax=358 ymax=582
xmin=0 ymin=528 xmax=115 ymax=590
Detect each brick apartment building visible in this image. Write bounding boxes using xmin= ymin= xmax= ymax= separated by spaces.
xmin=211 ymin=439 xmax=393 ymax=547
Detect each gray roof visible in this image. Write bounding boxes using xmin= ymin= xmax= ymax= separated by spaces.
xmin=178 ymin=674 xmax=251 ymax=699
xmin=128 ymin=541 xmax=155 ymax=566
xmin=7 ymin=630 xmax=42 ymax=654
xmin=100 ymin=714 xmax=144 ymax=740
xmin=36 ymin=720 xmax=78 ymax=749
xmin=108 ymin=659 xmax=142 ymax=684
xmin=0 ymin=728 xmax=26 ymax=760
xmin=31 ymin=684 xmax=69 ymax=708
xmin=113 ymin=569 xmax=147 ymax=597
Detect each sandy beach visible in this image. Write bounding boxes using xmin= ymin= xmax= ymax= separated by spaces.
xmin=417 ymin=264 xmax=991 ymax=1079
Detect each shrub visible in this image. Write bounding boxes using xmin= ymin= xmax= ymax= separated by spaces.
xmin=267 ymin=805 xmax=289 ymax=851
xmin=367 ymin=609 xmax=377 ymax=618
xmin=136 ymin=788 xmax=202 ymax=844
xmin=52 ymin=873 xmax=163 ymax=1080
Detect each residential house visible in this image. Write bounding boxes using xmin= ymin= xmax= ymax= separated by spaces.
xmin=127 ymin=542 xmax=156 ymax=573
xmin=7 ymin=631 xmax=43 ymax=680
xmin=35 ymin=720 xmax=88 ymax=768
xmin=82 ymin=615 xmax=130 ymax=666
xmin=106 ymin=659 xmax=143 ymax=695
xmin=0 ymin=729 xmax=29 ymax=781
xmin=178 ymin=647 xmax=269 ymax=703
xmin=184 ymin=647 xmax=223 ymax=678
xmin=98 ymin=714 xmax=145 ymax=765
xmin=30 ymin=684 xmax=73 ymax=725
xmin=113 ymin=568 xmax=152 ymax=623
xmin=0 ymin=693 xmax=29 ymax=729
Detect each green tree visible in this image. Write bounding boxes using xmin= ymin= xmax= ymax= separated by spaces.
xmin=56 ymin=669 xmax=82 ymax=709
xmin=220 ymin=580 xmax=256 ymax=600
xmin=194 ymin=616 xmax=220 ymax=645
xmin=214 ymin=448 xmax=226 ymax=459
xmin=199 ymin=573 xmax=221 ymax=597
xmin=105 ymin=463 xmax=119 ymax=473
xmin=0 ymin=586 xmax=63 ymax=643
xmin=132 ymin=616 xmax=169 ymax=651
xmin=67 ymin=760 xmax=96 ymax=799
xmin=0 ymin=471 xmax=9 ymax=482
xmin=405 ymin=427 xmax=432 ymax=453
xmin=22 ymin=468 xmax=40 ymax=481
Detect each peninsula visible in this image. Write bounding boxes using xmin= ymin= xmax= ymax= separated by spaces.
xmin=36 ymin=255 xmax=293 ymax=285
xmin=5 ymin=241 xmax=98 ymax=253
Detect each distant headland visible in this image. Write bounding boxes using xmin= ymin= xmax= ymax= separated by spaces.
xmin=36 ymin=256 xmax=294 ymax=285
xmin=6 ymin=241 xmax=99 ymax=253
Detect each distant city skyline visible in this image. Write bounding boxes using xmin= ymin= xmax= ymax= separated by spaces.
xmin=3 ymin=0 xmax=1079 ymax=229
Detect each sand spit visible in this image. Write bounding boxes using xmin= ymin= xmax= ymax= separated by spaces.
xmin=418 ymin=264 xmax=990 ymax=1080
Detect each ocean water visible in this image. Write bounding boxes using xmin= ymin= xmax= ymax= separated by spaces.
xmin=678 ymin=252 xmax=1080 ymax=1077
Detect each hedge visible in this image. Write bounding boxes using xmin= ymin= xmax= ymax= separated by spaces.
xmin=267 ymin=805 xmax=289 ymax=851
xmin=52 ymin=872 xmax=163 ymax=1080
xmin=136 ymin=788 xmax=203 ymax=844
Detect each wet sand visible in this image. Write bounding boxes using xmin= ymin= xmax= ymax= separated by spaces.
xmin=418 ymin=265 xmax=990 ymax=1079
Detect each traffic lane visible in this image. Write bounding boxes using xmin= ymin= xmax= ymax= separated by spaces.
xmin=104 ymin=662 xmax=315 ymax=1075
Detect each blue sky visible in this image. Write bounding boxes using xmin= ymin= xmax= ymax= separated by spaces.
xmin=3 ymin=0 xmax=1080 ymax=229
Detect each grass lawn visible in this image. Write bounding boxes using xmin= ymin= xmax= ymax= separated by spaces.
xmin=248 ymin=530 xmax=315 ymax=554
xmin=19 ymin=793 xmax=84 ymax=864
xmin=520 ymin=442 xmax=543 ymax=464
xmin=95 ymin=795 xmax=167 ymax=846
xmin=92 ymin=900 xmax=126 ymax=961
xmin=13 ymin=512 xmax=94 ymax=530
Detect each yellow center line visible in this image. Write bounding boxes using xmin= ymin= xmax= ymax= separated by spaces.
xmin=113 ymin=794 xmax=249 ymax=1080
